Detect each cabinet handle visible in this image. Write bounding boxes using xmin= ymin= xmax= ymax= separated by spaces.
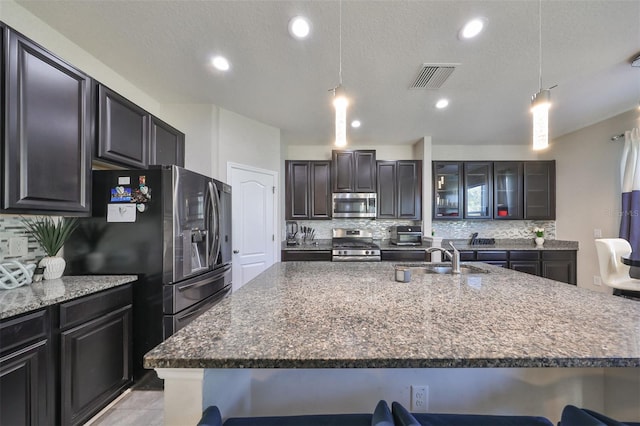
xmin=233 ymin=250 xmax=239 ymax=254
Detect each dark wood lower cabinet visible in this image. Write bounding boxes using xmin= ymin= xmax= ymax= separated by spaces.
xmin=381 ymin=250 xmax=426 ymax=262
xmin=60 ymin=285 xmax=133 ymax=426
xmin=282 ymin=250 xmax=332 ymax=261
xmin=465 ymin=250 xmax=576 ymax=285
xmin=0 ymin=309 xmax=53 ymax=426
xmin=0 ymin=284 xmax=132 ymax=426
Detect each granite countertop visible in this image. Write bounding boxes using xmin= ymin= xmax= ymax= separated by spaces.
xmin=441 ymin=238 xmax=578 ymax=251
xmin=281 ymin=239 xmax=579 ymax=252
xmin=144 ymin=261 xmax=639 ymax=369
xmin=0 ymin=275 xmax=138 ymax=320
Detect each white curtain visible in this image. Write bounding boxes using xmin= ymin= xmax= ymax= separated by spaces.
xmin=619 ymin=128 xmax=640 ymax=253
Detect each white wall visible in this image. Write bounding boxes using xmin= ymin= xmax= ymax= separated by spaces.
xmin=545 ymin=108 xmax=640 ymax=292
xmin=286 ymin=144 xmax=415 ymax=160
xmin=432 ymin=144 xmax=539 ymax=161
xmin=159 ymin=103 xmax=219 ymax=178
xmin=219 ymin=109 xmax=281 ymax=178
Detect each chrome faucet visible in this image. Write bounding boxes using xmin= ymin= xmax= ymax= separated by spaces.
xmin=426 ymin=242 xmax=461 ymax=274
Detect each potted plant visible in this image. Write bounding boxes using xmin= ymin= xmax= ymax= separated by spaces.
xmin=22 ymin=216 xmax=79 ymax=280
xmin=533 ymin=227 xmax=545 ymax=247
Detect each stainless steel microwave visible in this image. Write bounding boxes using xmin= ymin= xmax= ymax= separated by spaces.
xmin=332 ymin=193 xmax=377 ymax=218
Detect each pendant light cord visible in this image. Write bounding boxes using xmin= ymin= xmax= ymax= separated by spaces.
xmin=538 ymin=0 xmax=542 ymax=91
xmin=339 ymin=0 xmax=343 ymax=86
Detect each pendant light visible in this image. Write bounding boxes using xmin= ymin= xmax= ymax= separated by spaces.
xmin=331 ymin=0 xmax=348 ymax=147
xmin=531 ymin=0 xmax=551 ymax=151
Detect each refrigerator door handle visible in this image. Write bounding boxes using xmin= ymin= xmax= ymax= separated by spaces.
xmin=207 ymin=181 xmax=221 ymax=267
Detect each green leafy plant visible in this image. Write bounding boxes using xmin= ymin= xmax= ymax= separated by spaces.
xmin=22 ymin=217 xmax=79 ymax=257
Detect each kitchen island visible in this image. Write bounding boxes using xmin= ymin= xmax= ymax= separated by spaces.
xmin=145 ymin=261 xmax=640 ymax=424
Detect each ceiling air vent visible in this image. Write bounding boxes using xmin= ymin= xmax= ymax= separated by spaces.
xmin=410 ymin=64 xmax=457 ymax=89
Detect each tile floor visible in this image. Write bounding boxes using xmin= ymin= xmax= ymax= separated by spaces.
xmin=86 ymin=390 xmax=164 ymax=426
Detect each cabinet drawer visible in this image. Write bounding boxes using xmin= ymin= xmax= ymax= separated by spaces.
xmin=510 ymin=251 xmax=540 ymax=260
xmin=60 ymin=284 xmax=133 ymax=330
xmin=0 ymin=309 xmax=49 ymax=355
xmin=542 ymin=251 xmax=575 ymax=260
xmin=477 ymin=251 xmax=508 ymax=261
xmin=459 ymin=251 xmax=475 ymax=261
xmin=282 ymin=250 xmax=332 ymax=261
xmin=381 ymin=250 xmax=426 ymax=262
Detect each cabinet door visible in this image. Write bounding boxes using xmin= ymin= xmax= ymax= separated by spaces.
xmin=0 ymin=309 xmax=53 ymax=426
xmin=541 ymin=251 xmax=576 ymax=284
xmin=433 ymin=162 xmax=463 ymax=219
xmin=376 ymin=161 xmax=397 ymax=218
xmin=97 ymin=84 xmax=149 ymax=168
xmin=354 ymin=150 xmax=376 ymax=192
xmin=464 ymin=162 xmax=492 ymax=219
xmin=510 ymin=261 xmax=540 ymax=276
xmin=60 ymin=306 xmax=132 ymax=426
xmin=397 ymin=161 xmax=422 ymax=219
xmin=309 ymin=161 xmax=331 ymax=219
xmin=4 ymin=29 xmax=91 ymax=213
xmin=493 ymin=161 xmax=523 ymax=219
xmin=524 ymin=161 xmax=555 ymax=220
xmin=285 ymin=161 xmax=310 ymax=219
xmin=150 ymin=116 xmax=185 ymax=167
xmin=332 ymin=150 xmax=355 ymax=192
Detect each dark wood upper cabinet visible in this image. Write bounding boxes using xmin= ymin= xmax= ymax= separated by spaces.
xmin=524 ymin=160 xmax=556 ymax=220
xmin=285 ymin=161 xmax=331 ymax=220
xmin=463 ymin=162 xmax=493 ymax=219
xmin=97 ymin=84 xmax=149 ymax=169
xmin=377 ymin=160 xmax=422 ymax=219
xmin=493 ymin=161 xmax=523 ymax=219
xmin=3 ymin=27 xmax=92 ymax=214
xmin=150 ymin=116 xmax=185 ymax=167
xmin=332 ymin=150 xmax=376 ymax=192
xmin=433 ymin=162 xmax=463 ymax=220
xmin=433 ymin=160 xmax=555 ymax=221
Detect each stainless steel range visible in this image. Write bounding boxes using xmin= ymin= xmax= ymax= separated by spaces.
xmin=332 ymin=228 xmax=381 ymax=262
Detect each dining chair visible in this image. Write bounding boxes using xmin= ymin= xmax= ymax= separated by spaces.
xmin=594 ymin=238 xmax=640 ymax=295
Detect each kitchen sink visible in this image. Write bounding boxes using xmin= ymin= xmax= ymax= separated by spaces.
xmin=394 ymin=263 xmax=489 ymax=275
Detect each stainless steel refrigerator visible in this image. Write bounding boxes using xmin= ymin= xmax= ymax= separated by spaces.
xmin=65 ymin=165 xmax=232 ymax=380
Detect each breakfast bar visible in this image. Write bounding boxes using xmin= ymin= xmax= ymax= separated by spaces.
xmin=145 ymin=261 xmax=640 ymax=424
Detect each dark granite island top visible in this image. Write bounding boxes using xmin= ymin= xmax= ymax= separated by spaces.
xmin=144 ymin=261 xmax=640 ymax=369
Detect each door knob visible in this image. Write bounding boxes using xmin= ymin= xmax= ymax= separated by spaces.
xmin=233 ymin=250 xmax=239 ymax=254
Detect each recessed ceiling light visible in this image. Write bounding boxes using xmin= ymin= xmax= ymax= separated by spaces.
xmin=459 ymin=18 xmax=485 ymax=39
xmin=351 ymin=120 xmax=361 ymax=128
xmin=288 ymin=16 xmax=311 ymax=39
xmin=212 ymin=56 xmax=230 ymax=71
xmin=435 ymin=99 xmax=449 ymax=109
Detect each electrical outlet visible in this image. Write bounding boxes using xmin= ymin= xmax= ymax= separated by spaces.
xmin=410 ymin=385 xmax=429 ymax=413
xmin=9 ymin=237 xmax=29 ymax=257
xmin=594 ymin=229 xmax=602 ymax=238
xmin=593 ymin=275 xmax=602 ymax=286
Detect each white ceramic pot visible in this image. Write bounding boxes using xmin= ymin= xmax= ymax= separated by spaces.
xmin=535 ymin=237 xmax=545 ymax=247
xmin=39 ymin=256 xmax=66 ymax=280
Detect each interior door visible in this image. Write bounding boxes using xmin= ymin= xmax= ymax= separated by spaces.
xmin=229 ymin=164 xmax=277 ymax=292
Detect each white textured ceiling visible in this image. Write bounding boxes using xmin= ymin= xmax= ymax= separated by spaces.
xmin=15 ymin=0 xmax=640 ymax=147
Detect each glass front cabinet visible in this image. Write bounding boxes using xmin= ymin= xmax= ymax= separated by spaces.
xmin=463 ymin=162 xmax=492 ymax=219
xmin=433 ymin=162 xmax=463 ymax=219
xmin=493 ymin=161 xmax=523 ymax=219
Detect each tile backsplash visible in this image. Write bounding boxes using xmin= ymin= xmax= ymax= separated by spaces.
xmin=287 ymin=219 xmax=418 ymax=241
xmin=432 ymin=220 xmax=556 ymax=240
xmin=0 ymin=215 xmax=46 ymax=264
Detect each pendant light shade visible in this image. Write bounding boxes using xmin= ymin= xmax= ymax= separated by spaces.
xmin=333 ymin=85 xmax=348 ymax=147
xmin=531 ymin=89 xmax=550 ymax=150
